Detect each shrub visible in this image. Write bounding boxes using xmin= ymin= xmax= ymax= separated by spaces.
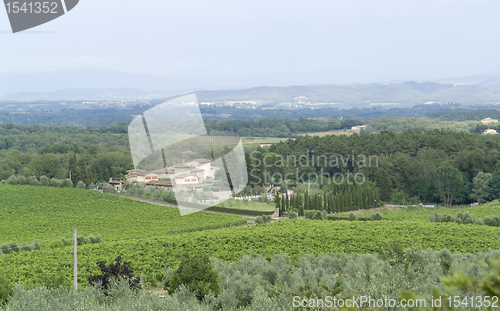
xmin=33 ymin=240 xmax=41 ymax=250
xmin=254 ymin=216 xmax=263 ymax=224
xmin=441 ymin=214 xmax=454 ymax=222
xmin=89 ymin=235 xmax=102 ymax=244
xmin=39 ymin=175 xmax=49 ymax=186
xmin=0 ymin=180 xmax=4 ymax=184
xmin=288 ymin=212 xmax=298 ymax=219
xmin=61 ymin=238 xmax=72 ymax=246
xmin=0 ymin=242 xmax=19 ymax=254
xmin=262 ymin=215 xmax=271 ymax=223
xmin=429 ymin=212 xmax=441 ymax=223
xmin=88 ymin=256 xmax=141 ymax=295
xmin=21 ymin=244 xmax=34 ymax=252
xmin=6 ymin=176 xmax=17 ymax=185
xmin=77 ymin=236 xmax=89 ymax=245
xmin=0 ymin=274 xmax=12 ymax=306
xmin=164 ymin=252 xmax=220 ymax=301
xmin=484 ymin=216 xmax=500 ymax=227
xmin=304 ymin=210 xmax=316 ymax=220
xmin=76 ymin=181 xmax=86 ymax=189
xmin=348 ymin=213 xmax=358 ymax=221
xmin=49 ymin=178 xmax=61 ymax=187
xmin=370 ymin=212 xmax=383 ymax=221
xmin=61 ymin=178 xmax=73 ymax=188
xmin=16 ymin=176 xmax=26 ymax=185
xmin=27 ymin=176 xmax=40 ymax=186
xmin=313 ymin=211 xmax=324 ymax=220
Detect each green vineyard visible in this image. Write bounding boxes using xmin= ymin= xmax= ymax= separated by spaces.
xmin=0 ymin=185 xmax=246 ymax=244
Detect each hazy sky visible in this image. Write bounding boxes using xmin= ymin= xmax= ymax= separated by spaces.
xmin=1 ymin=0 xmax=500 ymax=89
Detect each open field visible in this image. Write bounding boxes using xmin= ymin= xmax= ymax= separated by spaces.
xmin=214 ymin=199 xmax=276 ymax=212
xmin=295 ymin=128 xmax=360 ymax=137
xmin=241 ymin=137 xmax=292 ymax=145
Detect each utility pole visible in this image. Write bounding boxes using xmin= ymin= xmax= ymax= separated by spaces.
xmin=73 ymin=227 xmax=77 ymax=290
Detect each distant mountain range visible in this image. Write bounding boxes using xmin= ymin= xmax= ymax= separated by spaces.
xmin=1 ymin=69 xmax=500 ymax=108
xmin=196 ymin=80 xmax=500 ymax=108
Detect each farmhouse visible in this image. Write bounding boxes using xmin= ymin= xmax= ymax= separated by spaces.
xmin=145 ymin=180 xmax=175 ymax=189
xmin=125 ymin=169 xmax=159 ymax=183
xmin=125 ymin=157 xmax=219 ymax=192
xmin=482 ymin=129 xmax=498 ymax=135
xmin=108 ymin=178 xmax=124 ymax=191
xmin=481 ymin=117 xmax=498 ymax=124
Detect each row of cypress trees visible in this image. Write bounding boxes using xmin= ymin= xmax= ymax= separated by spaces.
xmin=276 ymin=181 xmax=381 ymax=217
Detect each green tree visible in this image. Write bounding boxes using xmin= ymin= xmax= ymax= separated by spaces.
xmin=489 ymin=167 xmax=500 ymax=200
xmin=375 ymin=169 xmax=392 ymax=202
xmin=433 ymin=166 xmax=464 ymax=207
xmin=164 ymin=252 xmax=220 ymax=301
xmin=469 ymin=171 xmax=492 ymax=204
xmin=68 ymin=154 xmax=81 ymax=187
xmin=29 ymin=153 xmax=63 ymax=178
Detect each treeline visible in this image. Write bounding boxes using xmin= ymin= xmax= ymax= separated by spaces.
xmin=0 ymin=104 xmax=151 ymax=127
xmin=247 ymin=129 xmax=500 ymax=205
xmin=205 ymin=117 xmax=362 ymax=137
xmin=426 ymin=109 xmax=500 ymax=121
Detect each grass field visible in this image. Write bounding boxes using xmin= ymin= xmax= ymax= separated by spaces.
xmin=242 ymin=137 xmax=292 ymax=145
xmin=214 ymin=199 xmax=276 ymax=212
xmin=295 ymin=128 xmax=360 ymax=137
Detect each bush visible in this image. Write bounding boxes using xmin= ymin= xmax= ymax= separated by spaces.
xmin=484 ymin=216 xmax=500 ymax=227
xmin=0 ymin=242 xmax=19 ymax=255
xmin=33 ymin=240 xmax=40 ymax=250
xmin=429 ymin=212 xmax=441 ymax=223
xmin=313 ymin=211 xmax=324 ymax=220
xmin=370 ymin=212 xmax=383 ymax=221
xmin=88 ymin=256 xmax=141 ymax=295
xmin=20 ymin=244 xmax=34 ymax=252
xmin=61 ymin=178 xmax=73 ymax=188
xmin=61 ymin=238 xmax=72 ymax=246
xmin=254 ymin=216 xmax=263 ymax=224
xmin=77 ymin=236 xmax=88 ymax=246
xmin=49 ymin=178 xmax=61 ymax=187
xmin=16 ymin=176 xmax=26 ymax=185
xmin=6 ymin=176 xmax=17 ymax=185
xmin=262 ymin=215 xmax=271 ymax=223
xmin=348 ymin=213 xmax=358 ymax=221
xmin=288 ymin=212 xmax=298 ymax=219
xmin=304 ymin=210 xmax=316 ymax=220
xmin=89 ymin=235 xmax=102 ymax=244
xmin=76 ymin=181 xmax=86 ymax=189
xmin=39 ymin=175 xmax=49 ymax=187
xmin=0 ymin=274 xmax=12 ymax=306
xmin=27 ymin=176 xmax=40 ymax=186
xmin=164 ymin=252 xmax=220 ymax=301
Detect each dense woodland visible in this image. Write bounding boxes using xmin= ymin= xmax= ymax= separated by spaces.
xmin=258 ymin=130 xmax=500 ymax=205
xmin=2 ymin=118 xmax=500 ymax=206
